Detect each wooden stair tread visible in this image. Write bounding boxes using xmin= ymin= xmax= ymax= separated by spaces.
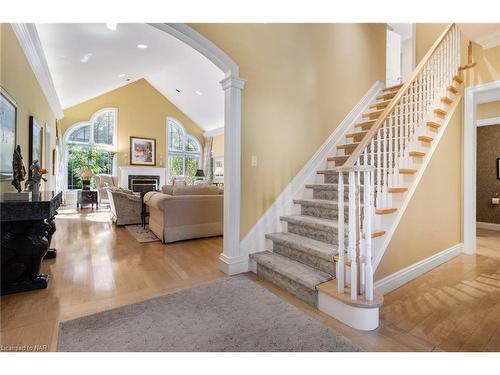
xmin=362 ymin=109 xmax=384 ymax=118
xmin=370 ymin=99 xmax=391 ymax=109
xmin=327 ymin=155 xmax=349 ymax=163
xmin=388 ymin=187 xmax=408 ymax=193
xmin=316 ymin=279 xmax=384 ymax=308
xmin=382 ymin=83 xmax=403 ymax=93
xmin=364 ymin=229 xmax=385 ymax=239
xmin=418 ymin=135 xmax=433 ymax=143
xmin=453 ymin=75 xmax=463 ymax=84
xmin=346 ymin=131 xmax=368 ymax=139
xmin=409 ymin=151 xmax=425 ymax=157
xmin=336 ymin=143 xmax=359 ymax=151
xmin=427 ymin=121 xmax=441 ymax=129
xmin=376 ymin=207 xmax=397 ymax=215
xmin=376 ymin=91 xmax=397 ymax=101
xmin=434 ymin=108 xmax=447 ymax=117
xmin=440 ymin=96 xmax=453 ymax=104
xmin=354 ymin=120 xmax=377 ymax=130
xmin=447 ymin=85 xmax=458 ymax=94
xmin=399 ymin=168 xmax=417 ymax=175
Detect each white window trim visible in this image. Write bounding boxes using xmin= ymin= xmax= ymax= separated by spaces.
xmin=166 ymin=117 xmax=202 ymax=182
xmin=63 ymin=108 xmax=118 ymax=191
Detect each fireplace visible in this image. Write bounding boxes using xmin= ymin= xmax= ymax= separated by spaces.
xmin=128 ymin=175 xmax=160 ymax=193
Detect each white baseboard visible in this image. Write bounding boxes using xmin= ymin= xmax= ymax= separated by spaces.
xmin=239 ymin=80 xmax=384 ymax=257
xmin=218 ymin=254 xmax=249 ymax=275
xmin=477 ymin=221 xmax=500 ymax=231
xmin=374 ymin=243 xmax=463 ymax=295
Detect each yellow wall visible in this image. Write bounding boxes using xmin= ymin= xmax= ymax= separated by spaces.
xmin=211 ymin=133 xmax=224 ymax=158
xmin=376 ymin=101 xmax=463 ymax=279
xmin=466 ymin=44 xmax=500 ymax=86
xmin=192 ymin=23 xmax=386 ymax=237
xmin=376 ymin=23 xmax=466 ymax=279
xmin=0 ymin=24 xmax=57 ymax=193
xmin=477 ymin=100 xmax=500 ymax=119
xmin=60 ymin=79 xmax=204 ymax=168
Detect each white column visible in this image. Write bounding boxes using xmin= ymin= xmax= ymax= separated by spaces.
xmin=218 ymin=75 xmax=247 ymax=275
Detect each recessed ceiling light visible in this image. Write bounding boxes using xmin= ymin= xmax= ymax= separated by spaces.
xmin=137 ymin=44 xmax=148 ymax=49
xmin=119 ymin=73 xmax=126 ymax=78
xmin=80 ymin=53 xmax=93 ymax=63
xmin=195 ymin=91 xmax=202 ymax=96
xmin=106 ymin=23 xmax=117 ymax=31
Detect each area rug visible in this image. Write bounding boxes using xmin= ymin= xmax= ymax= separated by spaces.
xmin=125 ymin=224 xmax=160 ymax=243
xmin=58 ymin=276 xmax=363 ymax=352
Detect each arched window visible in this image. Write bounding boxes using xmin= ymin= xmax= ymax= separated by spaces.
xmin=64 ymin=108 xmax=117 ymax=190
xmin=167 ymin=118 xmax=202 ymax=183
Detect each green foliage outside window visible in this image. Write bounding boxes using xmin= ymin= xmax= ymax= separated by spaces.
xmin=67 ymin=145 xmax=114 ymax=189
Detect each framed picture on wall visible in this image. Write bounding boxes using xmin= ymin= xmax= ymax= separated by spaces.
xmin=29 ymin=116 xmax=43 ymax=177
xmin=497 ymin=158 xmax=500 ymax=179
xmin=130 ymin=136 xmax=156 ymax=166
xmin=0 ymin=87 xmax=17 ymax=181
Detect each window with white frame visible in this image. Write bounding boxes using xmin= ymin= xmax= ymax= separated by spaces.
xmin=65 ymin=109 xmax=117 ymax=190
xmin=167 ymin=118 xmax=202 ymax=183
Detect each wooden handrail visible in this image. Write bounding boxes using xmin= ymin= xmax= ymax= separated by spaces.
xmin=337 ymin=23 xmax=455 ymax=172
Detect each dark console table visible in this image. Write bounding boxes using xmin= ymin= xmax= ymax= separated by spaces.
xmin=1 ymin=191 xmax=62 ymax=295
xmin=77 ymin=189 xmax=98 ymax=209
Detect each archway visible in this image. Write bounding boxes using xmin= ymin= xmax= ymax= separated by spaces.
xmin=150 ymin=24 xmax=246 ymax=275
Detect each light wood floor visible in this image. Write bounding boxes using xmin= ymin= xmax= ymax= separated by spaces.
xmin=0 ymin=206 xmax=226 ymax=351
xmin=1 ymin=207 xmax=499 ymax=351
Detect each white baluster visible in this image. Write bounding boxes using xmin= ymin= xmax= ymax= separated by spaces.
xmin=337 ymin=172 xmax=345 ymax=293
xmin=348 ymin=171 xmax=357 ymax=300
xmin=364 ymin=169 xmax=374 ymax=301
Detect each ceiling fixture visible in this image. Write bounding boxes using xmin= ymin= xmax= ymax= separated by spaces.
xmin=137 ymin=44 xmax=148 ymax=49
xmin=80 ymin=53 xmax=93 ymax=63
xmin=195 ymin=91 xmax=202 ymax=96
xmin=106 ymin=23 xmax=117 ymax=31
xmin=119 ymin=73 xmax=126 ymax=78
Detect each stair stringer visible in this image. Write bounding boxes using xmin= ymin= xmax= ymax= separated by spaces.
xmin=371 ymin=93 xmax=463 ymax=271
xmin=241 ymin=80 xmax=384 ymax=261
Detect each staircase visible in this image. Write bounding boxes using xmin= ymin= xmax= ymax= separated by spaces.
xmin=250 ymin=24 xmax=464 ymax=329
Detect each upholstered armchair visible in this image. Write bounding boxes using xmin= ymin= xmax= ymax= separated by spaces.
xmin=107 ymin=187 xmax=143 ymax=226
xmin=95 ymin=174 xmax=119 ymax=204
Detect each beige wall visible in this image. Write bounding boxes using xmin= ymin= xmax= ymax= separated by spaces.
xmin=476 ymin=125 xmax=500 ymax=224
xmin=376 ymin=24 xmax=466 ymax=279
xmin=477 ymin=101 xmax=500 ymax=119
xmin=211 ymin=133 xmax=224 ymax=158
xmin=60 ymin=79 xmax=204 ymax=168
xmin=376 ymin=100 xmax=463 ymax=279
xmin=0 ymin=24 xmax=57 ymax=193
xmin=192 ymin=23 xmax=386 ymax=238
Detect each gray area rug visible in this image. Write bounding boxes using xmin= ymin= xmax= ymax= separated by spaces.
xmin=58 ymin=276 xmax=363 ymax=352
xmin=125 ymin=224 xmax=160 ymax=243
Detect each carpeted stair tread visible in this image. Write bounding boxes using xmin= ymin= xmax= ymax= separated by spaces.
xmin=265 ymin=232 xmax=338 ymax=261
xmin=250 ymin=251 xmax=333 ymax=290
xmin=280 ymin=214 xmax=339 ymax=231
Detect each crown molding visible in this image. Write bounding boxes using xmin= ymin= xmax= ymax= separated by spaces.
xmin=11 ymin=23 xmax=64 ymax=119
xmin=204 ymin=126 xmax=224 ymax=138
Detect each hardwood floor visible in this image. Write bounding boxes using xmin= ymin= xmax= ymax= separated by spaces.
xmin=252 ymin=228 xmax=500 ymax=352
xmin=1 ymin=206 xmax=499 ymax=352
xmin=0 ymin=206 xmax=226 ymax=351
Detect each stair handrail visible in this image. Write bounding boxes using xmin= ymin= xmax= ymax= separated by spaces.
xmin=337 ymin=23 xmax=455 ymax=172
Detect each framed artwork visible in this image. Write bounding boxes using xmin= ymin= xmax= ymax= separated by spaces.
xmin=130 ymin=136 xmax=156 ymax=166
xmin=29 ymin=116 xmax=43 ymax=177
xmin=497 ymin=158 xmax=500 ymax=179
xmin=0 ymin=88 xmax=17 ymax=181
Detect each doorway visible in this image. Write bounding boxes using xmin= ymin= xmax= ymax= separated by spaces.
xmin=386 ymin=23 xmax=416 ymax=87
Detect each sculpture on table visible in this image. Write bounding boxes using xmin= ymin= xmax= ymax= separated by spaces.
xmin=11 ymin=145 xmax=27 ymax=192
xmin=25 ymin=160 xmax=48 ymax=195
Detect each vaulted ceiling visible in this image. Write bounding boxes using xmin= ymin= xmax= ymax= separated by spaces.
xmin=36 ymin=23 xmax=225 ymax=131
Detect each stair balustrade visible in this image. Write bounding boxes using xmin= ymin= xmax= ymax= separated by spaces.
xmin=335 ymin=24 xmax=460 ymax=301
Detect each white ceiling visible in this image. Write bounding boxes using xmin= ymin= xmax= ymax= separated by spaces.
xmin=458 ymin=23 xmax=500 ymax=49
xmin=35 ymin=23 xmax=225 ymax=131
xmin=388 ymin=23 xmax=413 ymax=41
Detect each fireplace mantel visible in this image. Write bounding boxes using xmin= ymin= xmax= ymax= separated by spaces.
xmin=119 ymin=166 xmax=167 ymax=188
